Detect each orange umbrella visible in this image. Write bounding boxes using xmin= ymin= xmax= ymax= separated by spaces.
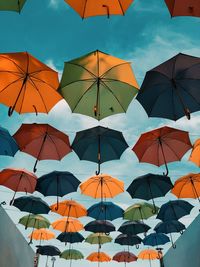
xmin=87 ymin=252 xmax=111 ymax=262
xmin=65 ymin=0 xmax=134 ymax=18
xmin=171 ymin=173 xmax=200 ymax=203
xmin=80 ymin=174 xmax=124 ymax=200
xmin=50 ymin=200 xmax=87 ymax=217
xmin=28 ymin=228 xmax=55 ymax=243
xmin=51 ymin=217 xmax=83 ymax=232
xmin=138 ymin=249 xmax=161 ymax=267
xmin=189 ymin=139 xmax=200 ymax=167
xmin=0 ymin=52 xmax=62 ymax=116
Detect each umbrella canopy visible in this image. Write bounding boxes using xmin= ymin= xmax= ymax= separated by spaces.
xmin=51 ymin=200 xmax=87 ymax=217
xmin=136 ymin=53 xmax=200 ymax=121
xmin=13 ymin=196 xmax=50 ymax=214
xmin=118 ymin=221 xmax=150 ymax=235
xmin=189 ymin=139 xmax=200 ymax=167
xmin=28 ymin=228 xmax=55 ymax=241
xmin=84 ymin=220 xmax=115 ymax=233
xmin=85 ymin=233 xmax=112 ymax=245
xmin=132 ymin=126 xmax=192 ymax=175
xmin=60 ymin=249 xmax=84 ymax=260
xmin=0 ymin=52 xmax=61 ymax=116
xmin=52 ymin=217 xmax=83 ymax=232
xmin=0 ymin=0 xmax=27 ymax=12
xmin=127 ymin=173 xmax=173 ymax=210
xmin=124 ymin=202 xmax=159 ymax=221
xmin=80 ymin=174 xmax=124 ymax=200
xmin=13 ymin=123 xmax=72 ymax=172
xmin=19 ymin=214 xmax=50 ymax=229
xmin=171 ymin=173 xmax=200 ymax=202
xmin=143 ymin=233 xmax=170 ymax=247
xmin=157 ymin=200 xmax=194 ymax=221
xmin=154 ymin=221 xmax=185 ymax=234
xmin=0 ymin=168 xmax=37 ymax=204
xmin=115 ymin=234 xmax=142 ymax=247
xmin=87 ymin=201 xmax=124 ymax=221
xmin=138 ymin=249 xmax=160 ymax=260
xmin=87 ymin=252 xmax=111 ymax=262
xmin=57 ymin=232 xmax=84 ymax=244
xmin=36 ymin=245 xmax=61 ymax=256
xmin=59 ymin=49 xmax=138 ymax=120
xmin=72 ymin=126 xmax=128 ymax=174
xmin=0 ymin=126 xmax=18 ymax=156
xmin=165 ymin=0 xmax=200 ymax=17
xmin=113 ymin=252 xmax=137 ymax=263
xmin=64 ymin=1 xmax=134 ymax=18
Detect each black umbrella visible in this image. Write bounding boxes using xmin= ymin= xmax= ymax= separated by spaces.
xmin=84 ymin=220 xmax=115 ymax=233
xmin=118 ymin=221 xmax=151 ymax=235
xmin=57 ymin=232 xmax=84 ymax=244
xmin=72 ymin=126 xmax=128 ymax=175
xmin=136 ymin=53 xmax=200 ymax=121
xmin=36 ymin=245 xmax=61 ymax=267
xmin=127 ymin=173 xmax=173 ymax=212
xmin=115 ymin=234 xmax=142 ymax=248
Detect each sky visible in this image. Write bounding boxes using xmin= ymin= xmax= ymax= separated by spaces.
xmin=0 ymin=0 xmax=200 ymax=267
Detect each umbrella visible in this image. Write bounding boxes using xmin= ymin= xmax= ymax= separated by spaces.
xmin=171 ymin=173 xmax=200 ymax=204
xmin=165 ymin=0 xmax=200 ymax=18
xmin=138 ymin=249 xmax=160 ymax=267
xmin=59 ymin=49 xmax=138 ymax=121
xmin=60 ymin=249 xmax=84 ymax=267
xmin=13 ymin=123 xmax=72 ymax=172
xmin=136 ymin=53 xmax=200 ymax=121
xmin=72 ymin=126 xmax=128 ymax=174
xmin=0 ymin=0 xmax=27 ymax=12
xmin=0 ymin=168 xmax=37 ymax=205
xmin=36 ymin=245 xmax=61 ymax=267
xmin=0 ymin=52 xmax=61 ymax=116
xmin=50 ymin=200 xmax=87 ymax=217
xmin=155 ymin=220 xmax=185 ymax=248
xmin=64 ymin=1 xmax=134 ymax=18
xmin=36 ymin=171 xmax=80 ymax=209
xmin=157 ymin=200 xmax=194 ymax=221
xmin=87 ymin=251 xmax=111 ymax=267
xmin=124 ymin=202 xmax=159 ymax=221
xmin=52 ymin=217 xmax=84 ymax=232
xmin=189 ymin=139 xmax=200 ymax=167
xmin=118 ymin=221 xmax=150 ymax=235
xmin=87 ymin=201 xmax=124 ymax=221
xmin=0 ymin=126 xmax=18 ymax=156
xmin=113 ymin=251 xmax=137 ymax=266
xmin=85 ymin=233 xmax=112 ymax=245
xmin=57 ymin=232 xmax=84 ymax=244
xmin=84 ymin=220 xmax=115 ymax=233
xmin=13 ymin=196 xmax=50 ymax=214
xmin=28 ymin=228 xmax=55 ymax=244
xmin=143 ymin=233 xmax=170 ymax=248
xmin=127 ymin=173 xmax=173 ymax=211
xmin=115 ymin=234 xmax=142 ymax=248
xmin=80 ymin=174 xmax=124 ymax=200
xmin=132 ymin=126 xmax=192 ymax=175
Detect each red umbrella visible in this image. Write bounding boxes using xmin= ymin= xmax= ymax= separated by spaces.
xmin=132 ymin=126 xmax=192 ymax=175
xmin=0 ymin=168 xmax=37 ymax=205
xmin=113 ymin=251 xmax=137 ymax=266
xmin=165 ymin=0 xmax=200 ymax=18
xmin=13 ymin=123 xmax=72 ymax=172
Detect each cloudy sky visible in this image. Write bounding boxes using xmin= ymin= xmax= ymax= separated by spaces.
xmin=0 ymin=1 xmax=200 ymax=267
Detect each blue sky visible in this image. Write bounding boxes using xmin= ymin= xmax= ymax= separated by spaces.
xmin=0 ymin=0 xmax=200 ymax=267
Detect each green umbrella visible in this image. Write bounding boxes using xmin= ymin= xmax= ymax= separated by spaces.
xmin=60 ymin=249 xmax=84 ymax=267
xmin=59 ymin=50 xmax=139 ymax=121
xmin=124 ymin=202 xmax=159 ymax=221
xmin=85 ymin=233 xmax=112 ymax=245
xmin=0 ymin=0 xmax=27 ymax=12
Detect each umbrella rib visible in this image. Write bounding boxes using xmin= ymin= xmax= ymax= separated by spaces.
xmin=0 ymin=77 xmax=24 ymax=94
xmin=176 ymin=62 xmax=200 ymax=78
xmin=67 ymin=62 xmax=97 ymax=79
xmin=29 ymin=75 xmax=58 ymax=91
xmin=18 ymin=81 xmax=28 ymax=114
xmin=102 ymin=77 xmax=138 ymax=88
xmin=100 ymin=63 xmax=130 ymax=78
xmin=60 ymin=78 xmax=95 ymax=87
xmin=177 ymin=179 xmax=191 ymax=198
xmin=161 ymin=138 xmax=185 ymax=160
xmin=104 ymin=182 xmax=114 ymax=198
xmin=46 ymin=134 xmax=62 ymax=160
xmin=0 ymin=55 xmax=25 ymax=73
xmin=177 ymin=82 xmax=200 ymax=106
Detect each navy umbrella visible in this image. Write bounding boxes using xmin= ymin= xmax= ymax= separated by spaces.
xmin=57 ymin=232 xmax=84 ymax=244
xmin=154 ymin=220 xmax=185 ymax=248
xmin=115 ymin=234 xmax=142 ymax=248
xmin=36 ymin=245 xmax=61 ymax=267
xmin=136 ymin=53 xmax=200 ymax=121
xmin=157 ymin=200 xmax=194 ymax=221
xmin=143 ymin=233 xmax=170 ymax=248
xmin=13 ymin=196 xmax=50 ymax=214
xmin=127 ymin=173 xmax=173 ymax=211
xmin=84 ymin=220 xmax=115 ymax=233
xmin=118 ymin=221 xmax=150 ymax=235
xmin=0 ymin=126 xmax=18 ymax=156
xmin=36 ymin=171 xmax=80 ymax=209
xmin=72 ymin=126 xmax=128 ymax=175
xmin=87 ymin=201 xmax=124 ymax=221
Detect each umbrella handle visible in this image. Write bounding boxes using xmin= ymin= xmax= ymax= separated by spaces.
xmin=96 ymin=162 xmax=100 ymax=175
xmin=33 ymin=160 xmax=38 ymax=173
xmin=185 ymin=108 xmax=191 ymax=120
xmin=55 ymin=196 xmax=59 ymax=211
xmin=8 ymin=106 xmax=14 ymax=117
xmin=136 ymin=244 xmax=139 ymax=249
xmin=180 ymin=230 xmax=183 ymax=235
xmin=33 ymin=105 xmax=38 ymax=116
xmin=163 ymin=164 xmax=169 ymax=176
xmin=102 ymin=5 xmax=110 ymax=18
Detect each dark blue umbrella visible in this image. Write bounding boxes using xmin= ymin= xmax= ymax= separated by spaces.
xmin=157 ymin=200 xmax=194 ymax=221
xmin=0 ymin=126 xmax=18 ymax=156
xmin=136 ymin=53 xmax=200 ymax=121
xmin=143 ymin=233 xmax=170 ymax=247
xmin=57 ymin=232 xmax=84 ymax=244
xmin=72 ymin=126 xmax=128 ymax=174
xmin=127 ymin=173 xmax=173 ymax=211
xmin=115 ymin=234 xmax=142 ymax=248
xmin=13 ymin=196 xmax=50 ymax=214
xmin=36 ymin=245 xmax=61 ymax=266
xmin=36 ymin=171 xmax=80 ymax=209
xmin=84 ymin=220 xmax=115 ymax=233
xmin=87 ymin=201 xmax=124 ymax=221
xmin=118 ymin=221 xmax=151 ymax=235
